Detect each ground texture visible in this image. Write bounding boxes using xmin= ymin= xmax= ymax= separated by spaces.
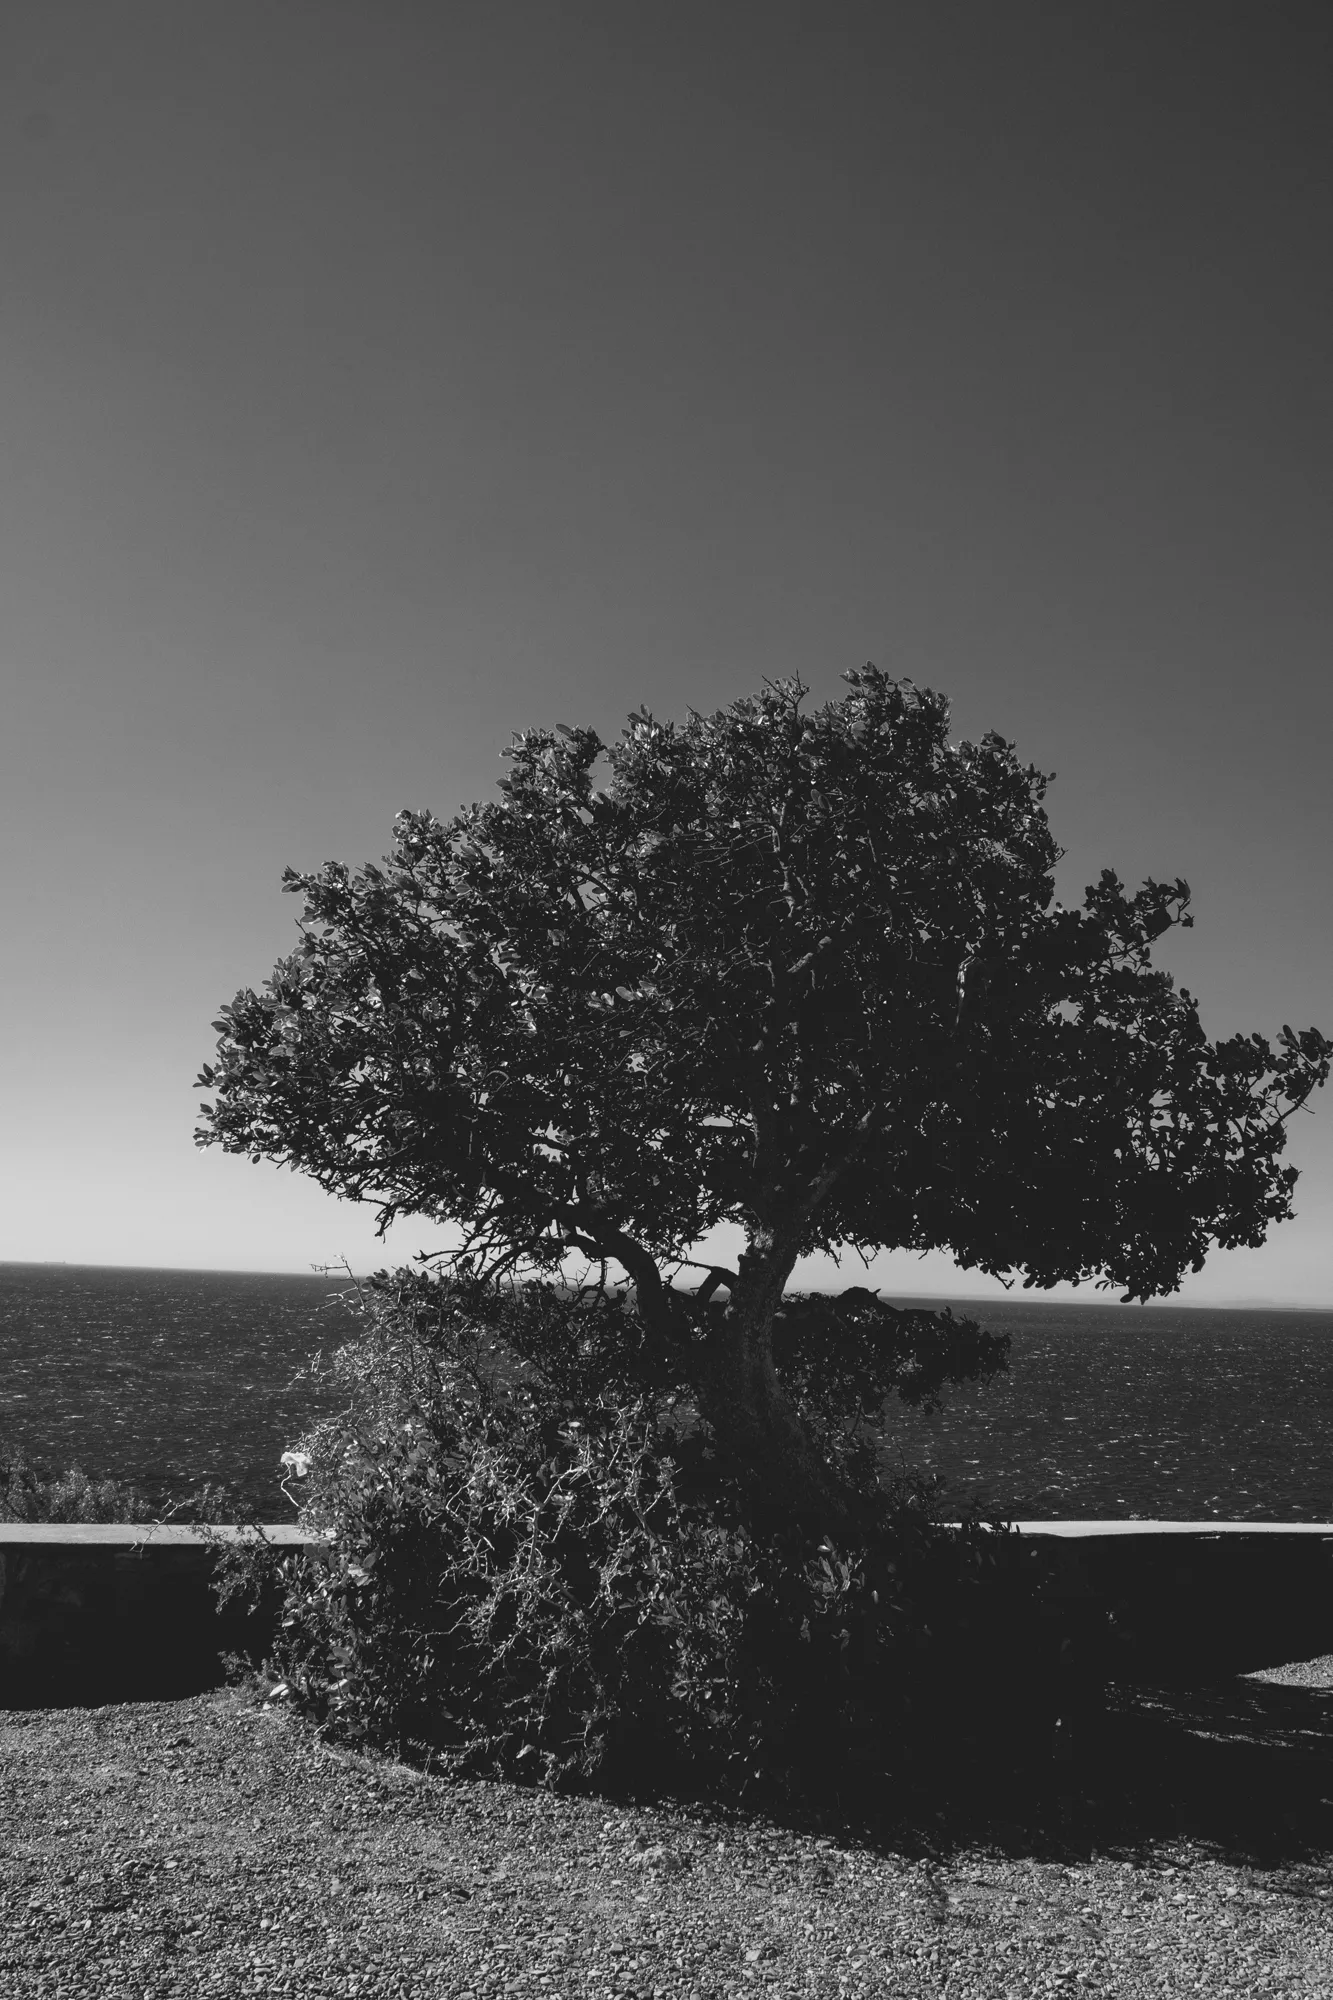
xmin=4 ymin=1664 xmax=1333 ymax=1998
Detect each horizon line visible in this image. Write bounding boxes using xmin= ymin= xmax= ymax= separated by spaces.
xmin=2 ymin=1256 xmax=1330 ymax=1313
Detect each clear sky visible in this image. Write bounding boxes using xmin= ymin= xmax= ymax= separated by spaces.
xmin=2 ymin=3 xmax=1330 ymax=1303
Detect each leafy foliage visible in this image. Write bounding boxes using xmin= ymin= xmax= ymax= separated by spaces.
xmin=199 ymin=669 xmax=1330 ymax=1311
xmin=218 ymin=1274 xmax=1051 ymax=1807
xmin=0 ymin=1439 xmax=259 ymax=1526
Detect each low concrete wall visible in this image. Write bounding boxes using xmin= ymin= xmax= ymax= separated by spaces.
xmin=1006 ymin=1521 xmax=1333 ymax=1683
xmin=3 ymin=1520 xmax=1331 ymax=1708
xmin=0 ymin=1525 xmax=321 ymax=1707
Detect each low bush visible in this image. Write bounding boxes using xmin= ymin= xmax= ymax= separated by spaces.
xmin=0 ymin=1440 xmax=260 ymax=1527
xmin=211 ymin=1273 xmax=1070 ymax=1814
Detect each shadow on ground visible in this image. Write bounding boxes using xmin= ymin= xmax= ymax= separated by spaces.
xmin=554 ymin=1669 xmax=1333 ymax=1880
xmin=844 ymin=1674 xmax=1333 ymax=1870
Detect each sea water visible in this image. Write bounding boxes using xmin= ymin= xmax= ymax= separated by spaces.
xmin=0 ymin=1263 xmax=357 ymax=1519
xmin=2 ymin=1263 xmax=1331 ymax=1521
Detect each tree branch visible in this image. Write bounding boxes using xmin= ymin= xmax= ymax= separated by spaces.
xmin=675 ymin=1261 xmax=740 ymax=1305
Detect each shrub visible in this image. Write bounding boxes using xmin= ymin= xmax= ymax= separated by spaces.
xmin=0 ymin=1440 xmax=259 ymax=1527
xmin=212 ymin=1272 xmax=1061 ymax=1813
xmin=0 ymin=1442 xmax=155 ymax=1523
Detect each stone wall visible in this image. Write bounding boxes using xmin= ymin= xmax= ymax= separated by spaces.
xmin=0 ymin=1525 xmax=315 ymax=1706
xmin=2 ymin=1522 xmax=1331 ymax=1709
xmin=1010 ymin=1523 xmax=1333 ymax=1683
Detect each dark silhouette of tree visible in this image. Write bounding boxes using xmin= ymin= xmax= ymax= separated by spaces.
xmin=197 ymin=669 xmax=1330 ymax=1521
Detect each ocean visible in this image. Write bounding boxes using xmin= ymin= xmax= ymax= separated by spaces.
xmin=2 ymin=1263 xmax=1331 ymax=1522
xmin=0 ymin=1263 xmax=358 ymax=1521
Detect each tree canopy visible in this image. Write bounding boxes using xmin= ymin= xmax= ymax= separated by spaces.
xmin=198 ymin=669 xmax=1330 ymax=1514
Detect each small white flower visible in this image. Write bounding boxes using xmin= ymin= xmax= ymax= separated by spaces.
xmin=280 ymin=1450 xmax=312 ymax=1478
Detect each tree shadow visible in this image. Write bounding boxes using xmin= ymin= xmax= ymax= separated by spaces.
xmin=856 ymin=1672 xmax=1333 ymax=1870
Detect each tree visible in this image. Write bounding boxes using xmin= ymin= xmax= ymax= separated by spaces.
xmin=197 ymin=668 xmax=1330 ymax=1521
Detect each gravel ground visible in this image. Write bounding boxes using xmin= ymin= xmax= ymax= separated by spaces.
xmin=1245 ymin=1654 xmax=1333 ymax=1691
xmin=4 ymin=1677 xmax=1333 ymax=1998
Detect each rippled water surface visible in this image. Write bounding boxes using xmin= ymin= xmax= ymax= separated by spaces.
xmin=881 ymin=1295 xmax=1333 ymax=1522
xmin=0 ymin=1263 xmax=357 ymax=1518
xmin=2 ymin=1264 xmax=1332 ymax=1521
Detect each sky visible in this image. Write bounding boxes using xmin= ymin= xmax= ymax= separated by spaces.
xmin=1 ymin=3 xmax=1330 ymax=1303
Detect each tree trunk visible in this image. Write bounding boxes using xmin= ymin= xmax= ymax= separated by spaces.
xmin=695 ymin=1230 xmax=847 ymax=1532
